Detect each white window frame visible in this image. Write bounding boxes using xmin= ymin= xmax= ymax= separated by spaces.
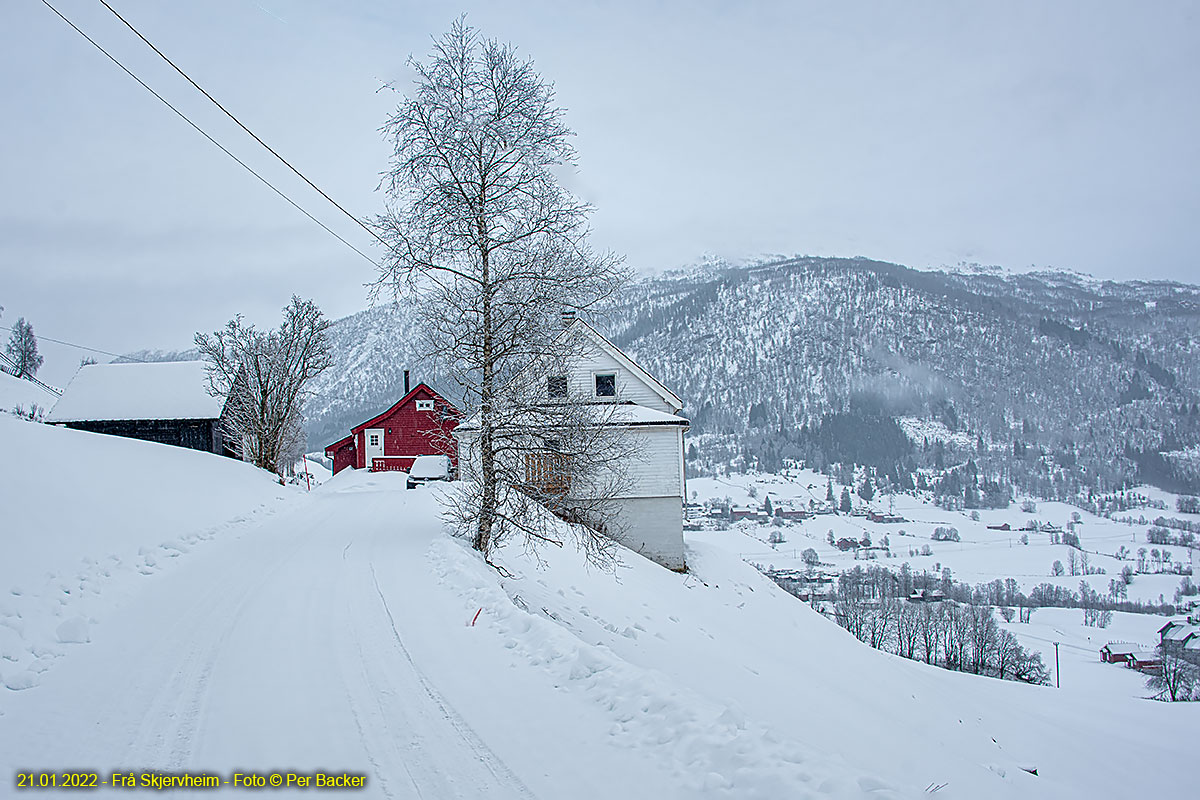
xmin=416 ymin=399 xmax=434 ymax=411
xmin=592 ymin=370 xmax=618 ymax=399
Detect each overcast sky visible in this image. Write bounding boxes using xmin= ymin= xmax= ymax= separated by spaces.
xmin=2 ymin=0 xmax=1198 ymax=385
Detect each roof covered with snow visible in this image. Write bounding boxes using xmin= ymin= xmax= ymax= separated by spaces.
xmin=48 ymin=361 xmax=223 ymax=423
xmin=1162 ymin=624 xmax=1199 ymax=641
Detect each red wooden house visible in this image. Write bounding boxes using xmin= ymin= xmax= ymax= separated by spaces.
xmin=324 ymin=380 xmax=458 ymax=475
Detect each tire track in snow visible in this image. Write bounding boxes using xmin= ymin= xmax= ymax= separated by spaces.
xmin=123 ymin=510 xmax=324 ymax=769
xmin=366 ymin=560 xmax=536 ymax=800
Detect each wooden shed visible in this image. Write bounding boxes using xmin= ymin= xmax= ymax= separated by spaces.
xmin=47 ymin=361 xmax=235 ymax=456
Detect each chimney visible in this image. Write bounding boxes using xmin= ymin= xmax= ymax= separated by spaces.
xmin=404 ymin=369 xmax=410 ymax=394
xmin=561 ymin=309 xmax=576 ymax=328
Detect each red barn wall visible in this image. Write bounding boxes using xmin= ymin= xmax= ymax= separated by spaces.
xmin=330 ymin=440 xmax=356 ymax=475
xmin=352 ymin=386 xmax=459 ymax=472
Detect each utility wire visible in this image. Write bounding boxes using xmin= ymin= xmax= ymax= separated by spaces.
xmin=6 ymin=324 xmax=151 ymax=362
xmin=95 ymin=0 xmax=389 ymax=249
xmin=39 ymin=0 xmax=381 ymax=268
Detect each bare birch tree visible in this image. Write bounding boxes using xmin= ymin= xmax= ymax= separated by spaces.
xmin=1147 ymin=646 xmax=1198 ymax=702
xmin=196 ymin=296 xmax=331 ymax=477
xmin=373 ymin=19 xmax=628 ymax=561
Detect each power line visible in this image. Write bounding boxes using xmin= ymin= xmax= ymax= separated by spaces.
xmin=38 ymin=0 xmax=381 ymax=268
xmin=6 ymin=324 xmax=151 ymax=362
xmin=95 ymin=0 xmax=388 ymax=250
xmin=7 ymin=324 xmax=361 ymax=406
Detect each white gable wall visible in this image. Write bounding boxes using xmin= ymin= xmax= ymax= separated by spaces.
xmin=564 ymin=345 xmax=673 ymax=413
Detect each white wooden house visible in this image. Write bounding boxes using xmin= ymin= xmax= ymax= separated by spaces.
xmin=457 ymin=318 xmax=689 ymax=570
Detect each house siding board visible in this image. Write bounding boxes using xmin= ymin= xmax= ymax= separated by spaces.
xmin=618 ymin=426 xmax=685 ymax=498
xmin=567 ymin=348 xmax=672 ymax=413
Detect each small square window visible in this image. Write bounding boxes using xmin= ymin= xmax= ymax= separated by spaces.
xmin=594 ymin=373 xmax=616 ymax=398
xmin=369 ymin=434 xmax=379 ymax=447
xmin=416 ymin=399 xmax=434 ymax=411
xmin=547 ymin=375 xmax=568 ymax=398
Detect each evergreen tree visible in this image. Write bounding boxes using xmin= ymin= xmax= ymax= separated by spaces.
xmin=857 ymin=474 xmax=875 ymax=503
xmin=840 ymin=487 xmax=853 ymax=513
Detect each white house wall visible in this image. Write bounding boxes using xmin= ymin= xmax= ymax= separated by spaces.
xmin=616 ymin=426 xmax=685 ymax=499
xmin=608 ymin=496 xmax=685 ymax=571
xmin=566 ymin=346 xmax=672 ymax=413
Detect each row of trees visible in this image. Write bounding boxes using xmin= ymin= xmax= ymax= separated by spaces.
xmin=833 ymin=596 xmax=1049 ymax=684
xmin=838 ymin=564 xmax=1177 ymax=622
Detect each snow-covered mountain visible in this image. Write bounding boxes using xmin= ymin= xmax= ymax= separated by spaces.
xmin=303 ymin=258 xmax=1200 ymax=495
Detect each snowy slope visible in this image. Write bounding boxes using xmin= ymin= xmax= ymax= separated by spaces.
xmin=0 ymin=420 xmax=1194 ymax=798
xmin=0 ymin=415 xmax=292 ymax=692
xmin=0 ymin=370 xmax=57 ymax=416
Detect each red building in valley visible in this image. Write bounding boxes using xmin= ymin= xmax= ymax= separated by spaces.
xmin=324 ymin=379 xmax=458 ymax=475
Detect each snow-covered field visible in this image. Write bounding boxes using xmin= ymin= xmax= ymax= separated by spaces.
xmin=691 ymin=470 xmax=1196 ymax=608
xmin=1 ymin=419 xmax=1195 ymax=798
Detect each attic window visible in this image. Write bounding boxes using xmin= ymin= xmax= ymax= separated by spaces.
xmin=547 ymin=375 xmax=568 ymax=398
xmin=594 ymin=372 xmax=616 ymax=398
xmin=416 ymin=399 xmax=434 ymax=411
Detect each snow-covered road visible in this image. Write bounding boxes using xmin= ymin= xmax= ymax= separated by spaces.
xmin=2 ymin=474 xmax=534 ymax=798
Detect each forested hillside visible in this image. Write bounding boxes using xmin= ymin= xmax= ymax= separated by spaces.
xmin=607 ymin=257 xmax=1200 ymax=496
xmin=298 ymin=257 xmax=1200 ymax=497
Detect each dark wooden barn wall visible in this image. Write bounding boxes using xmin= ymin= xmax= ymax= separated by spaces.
xmin=64 ymin=418 xmax=220 ymax=454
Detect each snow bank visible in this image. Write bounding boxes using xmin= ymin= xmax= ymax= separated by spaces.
xmin=0 ymin=416 xmax=290 ymax=695
xmin=423 ymin=492 xmax=1194 ymax=799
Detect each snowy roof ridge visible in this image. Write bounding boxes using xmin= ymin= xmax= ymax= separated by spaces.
xmin=48 ymin=361 xmax=223 ymax=423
